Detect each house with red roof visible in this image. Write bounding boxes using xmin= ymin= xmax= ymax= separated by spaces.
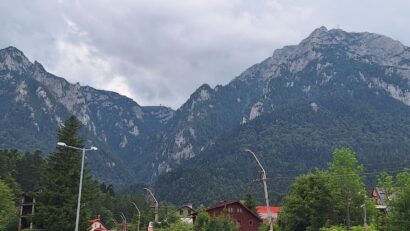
xmin=88 ymin=215 xmax=109 ymax=231
xmin=256 ymin=206 xmax=282 ymax=223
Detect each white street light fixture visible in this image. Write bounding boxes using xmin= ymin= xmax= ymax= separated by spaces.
xmin=57 ymin=142 xmax=67 ymax=147
xmin=144 ymin=188 xmax=159 ymax=223
xmin=120 ymin=213 xmax=127 ymax=231
xmin=244 ymin=149 xmax=273 ymax=231
xmin=57 ymin=142 xmax=98 ymax=231
xmin=131 ymin=202 xmax=141 ymax=231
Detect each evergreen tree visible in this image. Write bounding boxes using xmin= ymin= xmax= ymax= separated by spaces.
xmin=0 ymin=149 xmax=22 ymax=197
xmin=35 ymin=116 xmax=95 ymax=231
xmin=16 ymin=150 xmax=44 ymax=192
xmin=244 ymin=192 xmax=258 ymax=214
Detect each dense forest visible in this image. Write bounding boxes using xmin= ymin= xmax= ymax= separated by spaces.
xmin=0 ymin=116 xmax=165 ymax=231
xmin=156 ymin=91 xmax=410 ymax=205
xmin=1 ymin=116 xmax=410 ymax=231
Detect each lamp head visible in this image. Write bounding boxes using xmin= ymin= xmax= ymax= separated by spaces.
xmin=91 ymin=146 xmax=98 ymax=151
xmin=57 ymin=142 xmax=67 ymax=147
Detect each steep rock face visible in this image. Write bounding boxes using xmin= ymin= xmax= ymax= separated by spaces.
xmin=2 ymin=27 xmax=410 ymax=189
xmin=155 ymin=27 xmax=410 ymax=204
xmin=154 ymin=27 xmax=410 ymax=176
xmin=0 ymin=46 xmax=175 ymax=183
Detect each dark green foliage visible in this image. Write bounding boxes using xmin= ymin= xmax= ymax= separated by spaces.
xmin=35 ymin=116 xmax=94 ymax=231
xmin=0 ymin=179 xmax=18 ymax=231
xmin=244 ymin=192 xmax=258 ymax=214
xmin=387 ymin=171 xmax=410 ymax=231
xmin=279 ymin=148 xmax=378 ymax=231
xmin=15 ymin=150 xmax=44 ymax=192
xmin=279 ymin=172 xmax=333 ymax=231
xmin=0 ymin=149 xmax=21 ymax=197
xmin=156 ymin=86 xmax=410 ymax=205
xmin=193 ymin=208 xmax=238 ymax=231
xmin=156 ymin=220 xmax=193 ymax=231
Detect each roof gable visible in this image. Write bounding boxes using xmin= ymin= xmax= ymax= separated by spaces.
xmin=204 ymin=201 xmax=262 ymax=221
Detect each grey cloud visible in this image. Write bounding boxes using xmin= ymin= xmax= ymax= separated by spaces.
xmin=1 ymin=0 xmax=409 ymax=108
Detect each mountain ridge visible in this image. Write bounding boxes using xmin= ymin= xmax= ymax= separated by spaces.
xmin=1 ymin=28 xmax=410 ymax=201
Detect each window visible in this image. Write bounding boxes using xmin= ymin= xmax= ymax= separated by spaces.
xmin=249 ymin=220 xmax=253 ymax=226
xmin=237 ymin=208 xmax=242 ymax=213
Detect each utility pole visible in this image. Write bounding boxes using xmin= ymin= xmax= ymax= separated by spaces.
xmin=144 ymin=188 xmax=159 ymax=223
xmin=244 ymin=149 xmax=273 ymax=231
xmin=363 ymin=203 xmax=368 ymax=231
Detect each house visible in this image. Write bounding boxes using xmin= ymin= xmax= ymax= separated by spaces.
xmin=178 ymin=203 xmax=196 ymax=223
xmin=372 ymin=187 xmax=394 ymax=214
xmin=88 ymin=215 xmax=109 ymax=231
xmin=256 ymin=206 xmax=281 ymax=223
xmin=193 ymin=201 xmax=262 ymax=231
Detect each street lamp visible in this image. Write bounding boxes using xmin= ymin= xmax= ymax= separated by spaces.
xmin=57 ymin=142 xmax=98 ymax=231
xmin=244 ymin=149 xmax=273 ymax=231
xmin=144 ymin=188 xmax=159 ymax=223
xmin=120 ymin=213 xmax=127 ymax=231
xmin=131 ymin=202 xmax=141 ymax=231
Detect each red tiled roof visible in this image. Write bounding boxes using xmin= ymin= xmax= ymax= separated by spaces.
xmin=256 ymin=206 xmax=281 ymax=214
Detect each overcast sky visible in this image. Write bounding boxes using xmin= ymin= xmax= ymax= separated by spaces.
xmin=1 ymin=0 xmax=409 ymax=109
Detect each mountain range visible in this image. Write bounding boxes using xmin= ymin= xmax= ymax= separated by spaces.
xmin=1 ymin=26 xmax=410 ymax=205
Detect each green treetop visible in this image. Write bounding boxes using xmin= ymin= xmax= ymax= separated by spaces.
xmin=35 ymin=116 xmax=95 ymax=231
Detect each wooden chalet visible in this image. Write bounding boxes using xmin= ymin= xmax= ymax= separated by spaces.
xmin=372 ymin=187 xmax=394 ymax=214
xmin=193 ymin=201 xmax=262 ymax=231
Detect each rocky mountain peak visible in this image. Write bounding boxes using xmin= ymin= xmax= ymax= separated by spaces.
xmin=0 ymin=46 xmax=32 ymax=73
xmin=33 ymin=60 xmax=46 ymax=72
xmin=299 ymin=27 xmax=409 ymax=66
xmin=237 ymin=27 xmax=410 ymax=83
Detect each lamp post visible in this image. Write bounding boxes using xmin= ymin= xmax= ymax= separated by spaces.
xmin=244 ymin=149 xmax=273 ymax=231
xmin=131 ymin=202 xmax=141 ymax=231
xmin=144 ymin=188 xmax=159 ymax=223
xmin=57 ymin=142 xmax=98 ymax=231
xmin=120 ymin=213 xmax=127 ymax=231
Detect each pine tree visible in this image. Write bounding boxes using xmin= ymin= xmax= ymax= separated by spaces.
xmin=244 ymin=192 xmax=258 ymax=214
xmin=35 ymin=116 xmax=94 ymax=230
xmin=16 ymin=150 xmax=44 ymax=192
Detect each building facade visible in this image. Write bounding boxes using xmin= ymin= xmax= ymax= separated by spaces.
xmin=194 ymin=201 xmax=262 ymax=231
